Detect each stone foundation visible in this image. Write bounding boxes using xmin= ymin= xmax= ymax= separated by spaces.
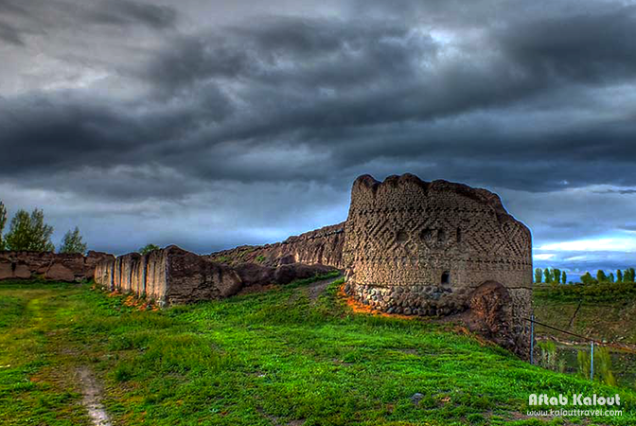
xmin=343 ymin=282 xmax=466 ymax=316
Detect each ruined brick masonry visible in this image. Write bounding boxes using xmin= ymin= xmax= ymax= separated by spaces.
xmin=342 ymin=174 xmax=533 ymax=356
xmin=93 ymin=245 xmax=334 ymax=305
xmin=94 ymin=246 xmax=243 ymax=305
xmin=207 ymin=223 xmax=346 ymax=269
xmin=0 ymin=250 xmax=113 ymax=282
xmin=92 ymin=173 xmax=532 ymax=356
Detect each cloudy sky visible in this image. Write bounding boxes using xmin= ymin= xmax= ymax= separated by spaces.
xmin=1 ymin=0 xmax=636 ymax=279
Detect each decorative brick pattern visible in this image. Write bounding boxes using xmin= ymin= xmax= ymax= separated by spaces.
xmin=342 ymin=174 xmax=533 ymax=357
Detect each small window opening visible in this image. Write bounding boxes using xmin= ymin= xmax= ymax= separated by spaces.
xmin=437 ymin=229 xmax=446 ymax=243
xmin=396 ymin=231 xmax=408 ymax=243
xmin=420 ymin=229 xmax=433 ymax=242
xmin=456 ymin=227 xmax=462 ymax=243
xmin=441 ymin=271 xmax=450 ymax=284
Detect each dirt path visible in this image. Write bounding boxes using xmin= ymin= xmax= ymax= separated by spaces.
xmin=21 ymin=292 xmax=112 ymax=426
xmin=307 ymin=277 xmax=339 ymax=302
xmin=77 ymin=366 xmax=111 ymax=426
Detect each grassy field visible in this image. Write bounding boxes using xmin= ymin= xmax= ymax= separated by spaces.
xmin=532 ymin=283 xmax=636 ymax=390
xmin=1 ymin=278 xmax=635 ymax=426
xmin=533 ymin=283 xmax=636 ymax=345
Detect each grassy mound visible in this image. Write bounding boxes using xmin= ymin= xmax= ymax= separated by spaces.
xmin=1 ymin=278 xmax=635 ymax=425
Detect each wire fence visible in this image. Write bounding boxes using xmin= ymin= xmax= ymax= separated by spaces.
xmin=524 ymin=316 xmax=636 ymax=388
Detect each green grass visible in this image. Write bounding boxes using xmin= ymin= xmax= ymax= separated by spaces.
xmin=534 ymin=284 xmax=636 ymax=345
xmin=1 ymin=279 xmax=635 ymax=425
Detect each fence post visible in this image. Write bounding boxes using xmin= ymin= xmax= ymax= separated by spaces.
xmin=590 ymin=341 xmax=594 ymax=381
xmin=530 ymin=314 xmax=534 ymax=365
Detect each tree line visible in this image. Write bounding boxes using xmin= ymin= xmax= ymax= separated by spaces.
xmin=0 ymin=201 xmax=87 ymax=254
xmin=535 ymin=267 xmax=636 ymax=284
xmin=534 ymin=267 xmax=568 ymax=284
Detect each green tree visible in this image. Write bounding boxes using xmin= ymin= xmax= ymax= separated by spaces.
xmin=617 ymin=269 xmax=623 ymax=283
xmin=561 ymin=270 xmax=567 ymax=284
xmin=630 ymin=268 xmax=636 ymax=283
xmin=4 ymin=208 xmax=55 ymax=252
xmin=581 ymin=272 xmax=597 ymax=285
xmin=553 ymin=268 xmax=561 ymax=284
xmin=609 ymin=272 xmax=615 ymax=283
xmin=59 ymin=227 xmax=87 ymax=254
xmin=535 ymin=268 xmax=543 ymax=283
xmin=0 ymin=201 xmax=7 ymax=250
xmin=139 ymin=244 xmax=160 ymax=255
xmin=543 ymin=268 xmax=552 ymax=284
xmin=596 ymin=270 xmax=607 ymax=283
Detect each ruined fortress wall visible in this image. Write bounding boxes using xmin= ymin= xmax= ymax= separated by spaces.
xmin=94 ymin=246 xmax=242 ymax=305
xmin=92 ymin=174 xmax=533 ymax=356
xmin=207 ymin=223 xmax=346 ymax=269
xmin=342 ymin=174 xmax=533 ymax=356
xmin=0 ymin=250 xmax=113 ymax=282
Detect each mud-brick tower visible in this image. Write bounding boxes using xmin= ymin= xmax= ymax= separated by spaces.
xmin=343 ymin=174 xmax=533 ymax=356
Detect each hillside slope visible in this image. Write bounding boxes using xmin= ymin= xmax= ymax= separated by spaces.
xmin=533 ymin=283 xmax=636 ymax=345
xmin=1 ymin=279 xmax=634 ymax=426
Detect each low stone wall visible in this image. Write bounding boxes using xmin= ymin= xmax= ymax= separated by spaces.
xmin=0 ymin=250 xmax=113 ymax=282
xmin=95 ymin=246 xmax=338 ymax=305
xmin=94 ymin=246 xmax=242 ymax=305
xmin=207 ymin=223 xmax=346 ymax=269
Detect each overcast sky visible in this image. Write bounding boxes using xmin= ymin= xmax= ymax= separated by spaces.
xmin=1 ymin=0 xmax=636 ymax=278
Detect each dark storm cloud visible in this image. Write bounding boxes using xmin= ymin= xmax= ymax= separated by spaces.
xmin=0 ymin=0 xmax=177 ymax=52
xmin=2 ymin=0 xmax=636 ymax=257
xmin=0 ymin=21 xmax=24 ymax=46
xmin=497 ymin=6 xmax=636 ymax=83
xmin=3 ymin=4 xmax=636 ymax=194
xmin=87 ymin=0 xmax=178 ymax=30
xmin=594 ymin=189 xmax=636 ymax=195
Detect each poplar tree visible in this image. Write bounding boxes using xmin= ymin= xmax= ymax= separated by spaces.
xmin=4 ymin=208 xmax=55 ymax=252
xmin=581 ymin=272 xmax=596 ymax=285
xmin=597 ymin=270 xmax=607 ymax=283
xmin=59 ymin=227 xmax=87 ymax=255
xmin=544 ymin=268 xmax=552 ymax=284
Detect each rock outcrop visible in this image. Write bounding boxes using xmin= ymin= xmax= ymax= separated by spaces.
xmin=0 ymin=251 xmax=113 ymax=282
